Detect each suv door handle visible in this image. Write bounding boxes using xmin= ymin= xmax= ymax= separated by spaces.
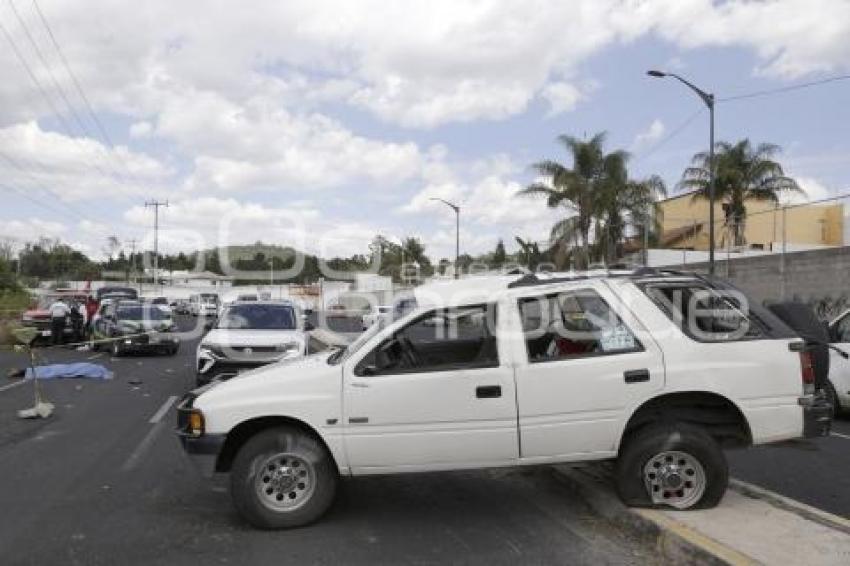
xmin=476 ymin=385 xmax=501 ymax=399
xmin=624 ymin=369 xmax=650 ymax=383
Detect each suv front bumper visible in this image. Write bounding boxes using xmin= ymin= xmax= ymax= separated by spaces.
xmin=799 ymin=392 xmax=832 ymax=438
xmin=175 ymin=395 xmax=225 ymax=477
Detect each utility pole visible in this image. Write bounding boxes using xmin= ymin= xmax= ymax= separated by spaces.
xmin=126 ymin=238 xmax=138 ymax=286
xmin=429 ymin=198 xmax=461 ymax=279
xmin=145 ymin=200 xmax=168 ymax=292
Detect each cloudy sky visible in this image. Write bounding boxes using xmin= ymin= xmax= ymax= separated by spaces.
xmin=1 ymin=0 xmax=849 ymax=261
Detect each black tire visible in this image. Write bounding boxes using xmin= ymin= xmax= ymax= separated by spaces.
xmin=825 ymin=381 xmax=842 ymax=418
xmin=230 ymin=426 xmax=338 ymax=529
xmin=615 ymin=422 xmax=727 ymax=510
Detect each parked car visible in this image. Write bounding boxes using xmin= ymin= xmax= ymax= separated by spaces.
xmin=21 ymin=290 xmax=89 ymax=343
xmin=189 ymin=293 xmax=219 ymax=317
xmin=149 ymin=296 xmax=173 ymax=316
xmin=195 ymin=301 xmax=309 ymax=386
xmin=92 ymin=300 xmax=180 ymax=356
xmin=827 ymin=308 xmax=850 ymax=416
xmin=361 ymin=305 xmax=392 ymax=330
xmin=177 ymin=269 xmax=830 ymax=529
xmin=95 ymin=286 xmax=138 ymax=301
xmin=173 ymin=299 xmax=190 ymax=315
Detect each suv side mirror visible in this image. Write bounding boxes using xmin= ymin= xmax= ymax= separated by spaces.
xmin=304 ymin=321 xmax=315 ymax=332
xmin=203 ymin=320 xmax=215 ymax=331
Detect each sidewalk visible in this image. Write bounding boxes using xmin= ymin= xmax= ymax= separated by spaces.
xmin=555 ymin=463 xmax=850 ymax=565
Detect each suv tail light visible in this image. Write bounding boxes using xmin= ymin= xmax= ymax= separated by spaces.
xmin=799 ymin=351 xmax=816 ymax=389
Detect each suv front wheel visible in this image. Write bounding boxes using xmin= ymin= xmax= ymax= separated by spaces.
xmin=615 ymin=422 xmax=727 ymax=510
xmin=231 ymin=426 xmax=338 ymax=529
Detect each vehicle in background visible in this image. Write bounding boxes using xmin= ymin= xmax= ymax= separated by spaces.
xmin=178 ymin=269 xmax=830 ymax=529
xmin=20 ymin=289 xmax=89 ymax=343
xmin=361 ymin=305 xmax=392 ymax=330
xmin=189 ymin=293 xmax=219 ymax=317
xmin=195 ymin=301 xmax=308 ymax=386
xmin=173 ymin=299 xmax=191 ymax=315
xmin=217 ymin=292 xmax=261 ymax=317
xmin=92 ymin=299 xmax=180 ymax=356
xmin=827 ymin=308 xmax=850 ymax=416
xmin=149 ymin=296 xmax=173 ymax=315
xmin=95 ymin=286 xmax=138 ymax=301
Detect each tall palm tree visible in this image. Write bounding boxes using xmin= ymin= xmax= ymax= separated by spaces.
xmin=517 ymin=132 xmax=610 ymax=268
xmin=679 ymin=139 xmax=802 ymax=247
xmin=595 ymin=171 xmax=667 ymax=263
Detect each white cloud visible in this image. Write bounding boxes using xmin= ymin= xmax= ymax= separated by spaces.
xmin=631 ymin=119 xmax=666 ymax=152
xmin=540 ymin=82 xmax=585 ymax=117
xmin=129 ymin=121 xmax=153 ymax=138
xmin=0 ymin=121 xmax=173 ymax=201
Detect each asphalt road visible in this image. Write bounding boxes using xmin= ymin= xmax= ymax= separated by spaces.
xmin=0 ymin=316 xmax=652 ymax=566
xmin=728 ymin=416 xmax=850 ymax=519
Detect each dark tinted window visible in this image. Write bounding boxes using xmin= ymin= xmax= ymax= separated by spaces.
xmin=218 ymin=304 xmax=296 ymax=330
xmin=117 ymin=306 xmax=168 ymax=321
xmin=643 ymin=283 xmax=763 ymax=342
xmin=360 ymin=304 xmax=498 ymax=374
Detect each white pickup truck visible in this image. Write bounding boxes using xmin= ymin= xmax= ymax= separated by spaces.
xmin=177 ymin=269 xmax=831 ymax=528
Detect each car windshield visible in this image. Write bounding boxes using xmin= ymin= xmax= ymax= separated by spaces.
xmin=200 ymin=294 xmax=218 ymax=304
xmin=217 ymin=304 xmax=296 ymax=330
xmin=117 ymin=306 xmax=169 ymax=321
xmin=328 ymin=315 xmax=388 ymax=364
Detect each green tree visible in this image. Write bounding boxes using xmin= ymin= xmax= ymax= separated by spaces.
xmin=491 ymin=239 xmax=506 ymax=268
xmin=680 ymin=139 xmax=802 ymax=247
xmin=518 ymin=132 xmax=613 ymax=268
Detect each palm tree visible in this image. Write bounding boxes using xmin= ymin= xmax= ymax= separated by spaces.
xmin=595 ymin=171 xmax=667 ymax=263
xmin=679 ymin=139 xmax=802 ymax=247
xmin=517 ymin=132 xmax=610 ymax=268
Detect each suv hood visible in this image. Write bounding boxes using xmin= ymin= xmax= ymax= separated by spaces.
xmin=202 ymin=328 xmax=305 ymax=347
xmin=193 ymin=350 xmax=340 ymax=424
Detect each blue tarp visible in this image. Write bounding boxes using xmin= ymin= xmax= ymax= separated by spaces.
xmin=25 ymin=363 xmax=114 ymax=381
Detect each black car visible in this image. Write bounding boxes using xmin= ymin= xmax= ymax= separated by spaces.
xmin=94 ymin=300 xmax=180 ymax=356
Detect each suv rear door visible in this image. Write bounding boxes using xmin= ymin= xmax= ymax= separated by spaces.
xmin=512 ymin=281 xmax=665 ymax=460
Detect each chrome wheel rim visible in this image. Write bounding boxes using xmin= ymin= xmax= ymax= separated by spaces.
xmin=643 ymin=450 xmax=706 ymax=509
xmin=254 ymin=452 xmax=316 ymax=512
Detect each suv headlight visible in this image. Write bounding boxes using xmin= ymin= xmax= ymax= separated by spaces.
xmin=187 ymin=409 xmax=205 ymax=437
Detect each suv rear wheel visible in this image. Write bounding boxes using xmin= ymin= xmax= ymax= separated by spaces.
xmin=615 ymin=422 xmax=727 ymax=510
xmin=230 ymin=426 xmax=338 ymax=529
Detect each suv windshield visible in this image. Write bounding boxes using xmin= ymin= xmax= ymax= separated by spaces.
xmin=117 ymin=306 xmax=169 ymax=321
xmin=217 ymin=304 xmax=296 ymax=330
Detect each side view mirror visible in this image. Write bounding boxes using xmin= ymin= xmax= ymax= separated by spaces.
xmin=304 ymin=321 xmax=315 ymax=332
xmin=203 ymin=320 xmax=215 ymax=331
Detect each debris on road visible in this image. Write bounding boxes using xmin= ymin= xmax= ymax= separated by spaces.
xmin=17 ymin=401 xmax=55 ymax=419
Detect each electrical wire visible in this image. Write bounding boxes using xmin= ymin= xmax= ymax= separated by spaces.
xmin=718 ymin=74 xmax=850 ymax=103
xmin=29 ymin=0 xmax=146 ymax=194
xmin=633 ymin=106 xmax=705 ymax=163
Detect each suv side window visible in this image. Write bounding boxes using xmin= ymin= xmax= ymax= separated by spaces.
xmin=356 ymin=303 xmax=498 ymax=375
xmin=518 ymin=289 xmax=642 ymax=363
xmin=643 ymin=283 xmax=764 ymax=342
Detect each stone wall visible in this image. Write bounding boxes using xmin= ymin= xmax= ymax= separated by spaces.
xmin=666 ymin=246 xmax=850 ymax=319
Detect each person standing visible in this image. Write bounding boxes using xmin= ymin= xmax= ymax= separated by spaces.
xmin=48 ymin=298 xmax=70 ymax=346
xmin=85 ymin=296 xmax=99 ymax=338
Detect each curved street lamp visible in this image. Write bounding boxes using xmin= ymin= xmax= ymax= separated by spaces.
xmin=647 ymin=70 xmax=716 ymax=275
xmin=429 ymin=197 xmax=460 ymax=279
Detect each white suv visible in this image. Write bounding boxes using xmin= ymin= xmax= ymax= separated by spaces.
xmin=177 ymin=269 xmax=830 ymax=529
xmin=195 ymin=301 xmax=309 ymax=386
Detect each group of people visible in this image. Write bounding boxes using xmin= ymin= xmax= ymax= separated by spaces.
xmin=47 ymin=296 xmax=99 ymax=346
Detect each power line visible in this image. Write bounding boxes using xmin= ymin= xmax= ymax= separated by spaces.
xmin=633 ymin=106 xmax=705 ymax=163
xmin=718 ymin=74 xmax=850 ymax=103
xmin=29 ymin=0 xmax=144 ymax=193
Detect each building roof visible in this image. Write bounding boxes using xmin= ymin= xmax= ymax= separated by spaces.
xmin=162 ymin=270 xmax=235 ymax=281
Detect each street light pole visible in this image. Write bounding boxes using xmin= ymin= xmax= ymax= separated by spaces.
xmin=647 ymin=70 xmax=716 ymax=275
xmin=430 ymin=197 xmax=460 ymax=279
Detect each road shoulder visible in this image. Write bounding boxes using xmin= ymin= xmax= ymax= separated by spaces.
xmin=554 ymin=463 xmax=850 ymax=566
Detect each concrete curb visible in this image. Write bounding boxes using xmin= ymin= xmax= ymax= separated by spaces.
xmin=728 ymin=479 xmax=850 ymax=535
xmin=552 ymin=464 xmax=757 ymax=565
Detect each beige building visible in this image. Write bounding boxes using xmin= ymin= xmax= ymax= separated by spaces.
xmin=657 ymin=191 xmax=844 ymax=251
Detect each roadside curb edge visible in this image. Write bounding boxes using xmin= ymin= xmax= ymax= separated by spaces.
xmin=552 ymin=465 xmax=757 ymax=566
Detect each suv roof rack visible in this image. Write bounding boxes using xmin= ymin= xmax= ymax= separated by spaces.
xmin=506 ymin=266 xmax=708 ymax=289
